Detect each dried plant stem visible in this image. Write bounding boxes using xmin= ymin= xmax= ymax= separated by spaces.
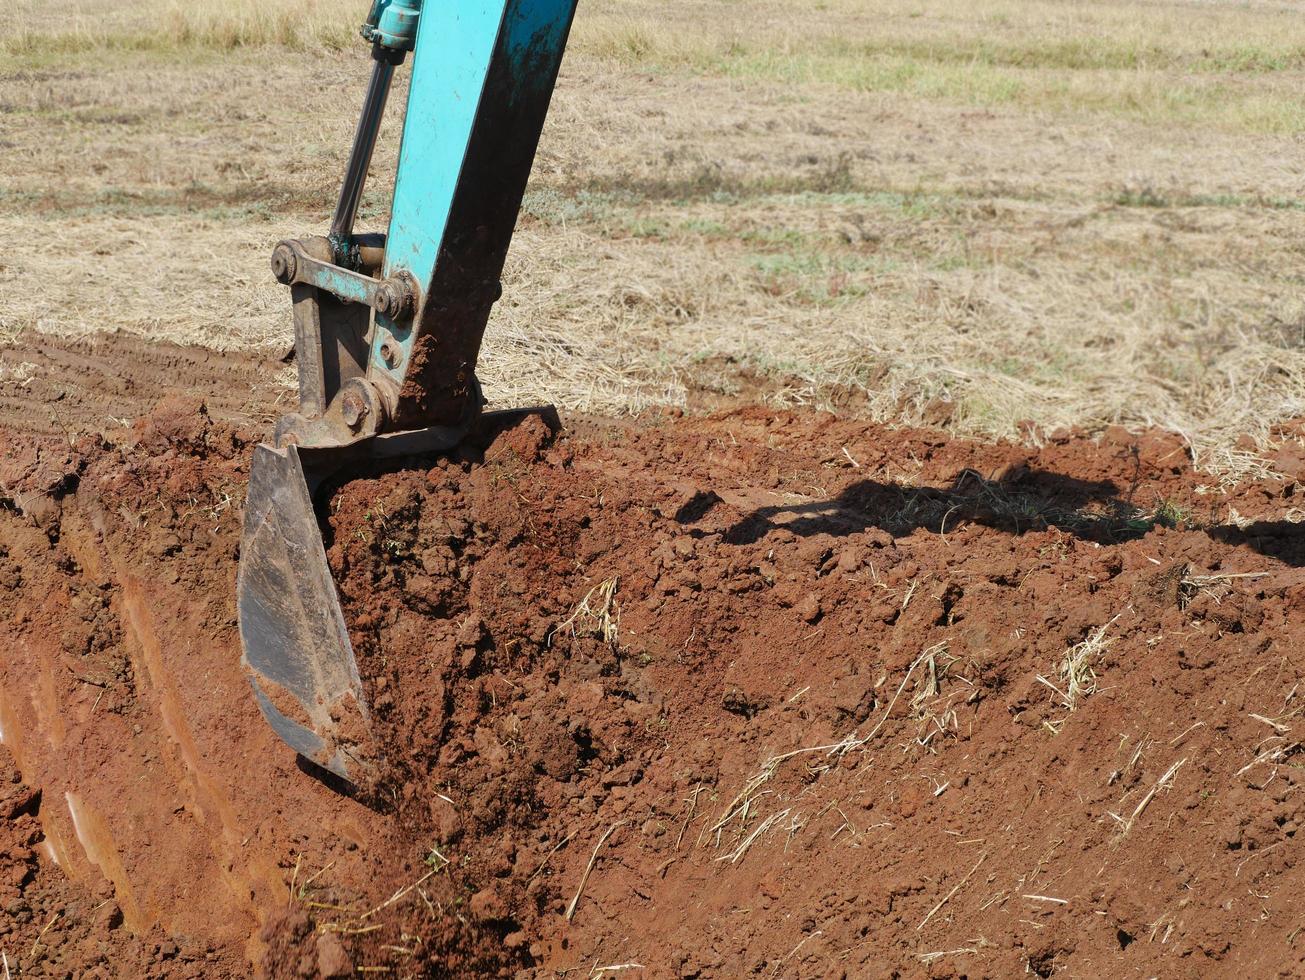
xmin=566 ymin=821 xmax=626 ymax=922
xmin=1118 ymin=758 xmax=1187 ymax=836
xmin=918 ymin=852 xmax=987 ymax=931
xmin=361 ymin=868 xmax=437 ymax=921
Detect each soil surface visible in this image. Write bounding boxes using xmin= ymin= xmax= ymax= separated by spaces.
xmin=3 ymin=391 xmax=1305 ymax=978
xmin=0 ymin=331 xmax=286 ymax=436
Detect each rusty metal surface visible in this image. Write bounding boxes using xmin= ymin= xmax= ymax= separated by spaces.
xmin=277 ymin=237 xmax=372 ymax=425
xmin=238 ymin=442 xmax=365 ymax=780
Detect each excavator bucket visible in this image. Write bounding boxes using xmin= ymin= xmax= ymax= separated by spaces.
xmin=238 ymin=424 xmax=473 ymax=782
xmin=238 ymin=443 xmax=367 ymax=781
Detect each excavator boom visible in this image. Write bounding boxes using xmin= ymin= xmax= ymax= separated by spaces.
xmin=237 ymin=0 xmax=578 ymax=782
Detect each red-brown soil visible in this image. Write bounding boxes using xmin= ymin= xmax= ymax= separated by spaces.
xmin=3 ymin=397 xmax=1305 ymax=978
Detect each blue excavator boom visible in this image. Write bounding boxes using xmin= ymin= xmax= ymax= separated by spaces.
xmin=237 ymin=0 xmax=578 ymax=782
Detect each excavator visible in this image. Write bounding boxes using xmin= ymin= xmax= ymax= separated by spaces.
xmin=236 ymin=0 xmax=577 ymax=783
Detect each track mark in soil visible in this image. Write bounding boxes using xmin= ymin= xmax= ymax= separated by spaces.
xmin=0 ymin=330 xmax=285 ymax=436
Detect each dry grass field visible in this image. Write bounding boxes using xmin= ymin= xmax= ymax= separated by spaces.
xmin=6 ymin=0 xmax=1305 ymax=471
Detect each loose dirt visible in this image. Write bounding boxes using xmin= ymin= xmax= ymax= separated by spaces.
xmin=2 ymin=396 xmax=1305 ymax=978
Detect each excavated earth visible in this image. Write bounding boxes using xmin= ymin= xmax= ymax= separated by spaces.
xmin=3 ymin=394 xmax=1305 ymax=978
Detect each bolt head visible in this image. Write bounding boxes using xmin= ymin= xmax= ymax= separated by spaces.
xmin=340 ymin=392 xmax=367 ymax=430
xmin=375 ymin=275 xmax=414 ymax=320
xmin=374 ymin=284 xmax=397 ymax=318
xmin=379 ymin=339 xmax=401 ymax=368
xmin=270 ymin=245 xmax=296 ymax=284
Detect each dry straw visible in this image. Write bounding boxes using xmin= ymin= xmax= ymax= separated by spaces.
xmin=8 ymin=0 xmax=1305 ymax=476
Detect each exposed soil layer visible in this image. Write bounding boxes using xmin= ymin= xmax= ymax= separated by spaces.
xmin=3 ymin=399 xmax=1305 ymax=977
xmin=0 ymin=745 xmax=241 ymax=978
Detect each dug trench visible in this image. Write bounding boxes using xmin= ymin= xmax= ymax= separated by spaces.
xmin=2 ymin=397 xmax=1305 ymax=977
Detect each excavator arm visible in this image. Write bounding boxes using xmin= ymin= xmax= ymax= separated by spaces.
xmin=237 ymin=0 xmax=578 ymax=781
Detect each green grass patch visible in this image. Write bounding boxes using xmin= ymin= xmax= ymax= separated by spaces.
xmin=747 ymin=250 xmax=884 ymax=304
xmin=520 ymin=188 xmax=621 ymax=226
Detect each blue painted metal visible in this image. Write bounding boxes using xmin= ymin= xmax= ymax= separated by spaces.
xmin=379 ymin=0 xmax=502 ymax=328
xmin=299 ymin=261 xmax=375 ymax=306
xmin=375 ymin=0 xmax=579 ymax=425
xmin=361 ymin=0 xmax=422 ymax=52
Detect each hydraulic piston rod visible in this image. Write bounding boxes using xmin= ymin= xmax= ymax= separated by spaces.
xmin=329 ymin=50 xmax=399 ymax=262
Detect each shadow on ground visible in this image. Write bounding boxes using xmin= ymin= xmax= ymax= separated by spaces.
xmin=683 ymin=468 xmax=1305 ymax=567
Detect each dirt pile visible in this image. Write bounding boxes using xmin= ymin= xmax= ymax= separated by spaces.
xmin=3 ymin=400 xmax=1305 ymax=977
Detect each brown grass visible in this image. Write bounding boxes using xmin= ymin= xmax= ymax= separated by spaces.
xmin=5 ymin=0 xmax=1305 ymax=475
